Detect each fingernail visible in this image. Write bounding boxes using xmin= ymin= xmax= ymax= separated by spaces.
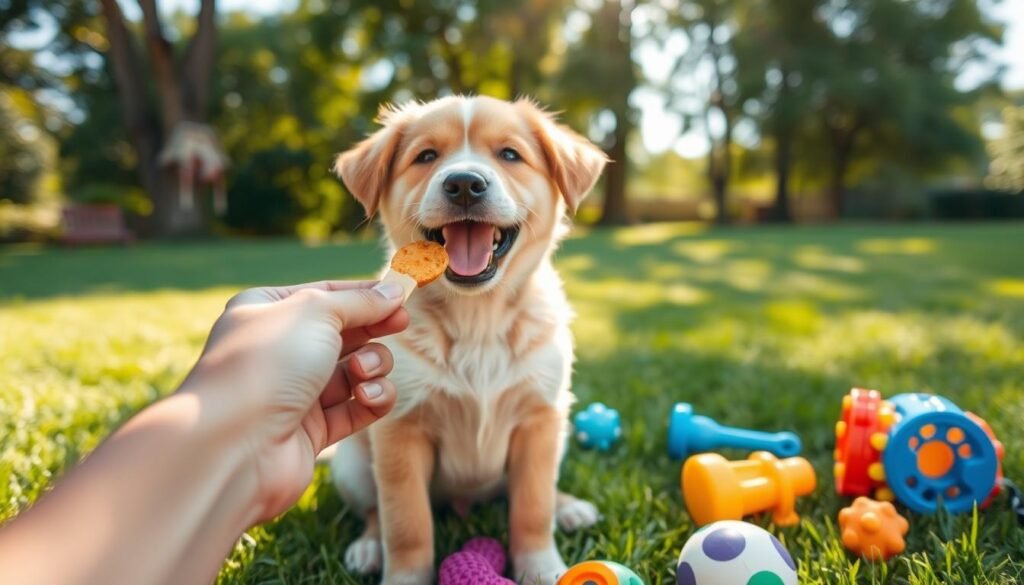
xmin=373 ymin=283 xmax=404 ymax=300
xmin=356 ymin=350 xmax=382 ymax=373
xmin=361 ymin=382 xmax=383 ymax=400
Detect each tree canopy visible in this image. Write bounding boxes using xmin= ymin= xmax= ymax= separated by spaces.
xmin=0 ymin=0 xmax=1016 ymax=236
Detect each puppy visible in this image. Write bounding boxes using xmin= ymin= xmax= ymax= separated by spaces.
xmin=330 ymin=96 xmax=607 ymax=585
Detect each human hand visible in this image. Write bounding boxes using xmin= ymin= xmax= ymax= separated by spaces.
xmin=180 ymin=280 xmax=409 ymax=521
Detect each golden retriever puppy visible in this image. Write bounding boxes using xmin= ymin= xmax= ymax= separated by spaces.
xmin=330 ymin=96 xmax=607 ymax=585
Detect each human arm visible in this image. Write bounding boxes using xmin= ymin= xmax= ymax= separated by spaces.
xmin=0 ymin=280 xmax=408 ymax=585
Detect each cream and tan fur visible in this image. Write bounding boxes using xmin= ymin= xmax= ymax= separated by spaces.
xmin=329 ymin=96 xmax=607 ymax=585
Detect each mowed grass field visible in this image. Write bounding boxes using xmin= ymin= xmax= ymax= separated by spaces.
xmin=2 ymin=223 xmax=1023 ymax=584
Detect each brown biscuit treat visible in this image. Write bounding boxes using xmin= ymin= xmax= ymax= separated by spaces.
xmin=389 ymin=240 xmax=449 ymax=287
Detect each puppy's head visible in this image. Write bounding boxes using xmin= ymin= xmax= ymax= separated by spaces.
xmin=335 ymin=96 xmax=606 ymax=294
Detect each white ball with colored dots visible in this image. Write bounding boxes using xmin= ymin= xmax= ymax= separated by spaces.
xmin=676 ymin=521 xmax=798 ymax=585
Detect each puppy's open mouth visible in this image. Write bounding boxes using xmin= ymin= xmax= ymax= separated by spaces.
xmin=422 ymin=221 xmax=520 ymax=285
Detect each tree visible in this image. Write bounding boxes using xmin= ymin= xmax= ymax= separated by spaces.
xmin=661 ymin=0 xmax=745 ymax=224
xmin=96 ymin=0 xmax=221 ymax=236
xmin=0 ymin=91 xmax=48 ymax=204
xmin=987 ymin=106 xmax=1024 ymax=194
xmin=561 ymin=0 xmax=639 ymax=225
xmin=812 ymin=0 xmax=1000 ymax=216
xmin=735 ymin=0 xmax=828 ymax=222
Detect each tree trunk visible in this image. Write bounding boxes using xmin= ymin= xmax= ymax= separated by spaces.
xmin=597 ymin=0 xmax=634 ymax=226
xmin=772 ymin=129 xmax=793 ymax=223
xmin=600 ymin=115 xmax=631 ymax=225
xmin=711 ymin=171 xmax=728 ymax=225
xmin=829 ymin=147 xmax=849 ymax=219
xmin=100 ymin=0 xmax=216 ymax=238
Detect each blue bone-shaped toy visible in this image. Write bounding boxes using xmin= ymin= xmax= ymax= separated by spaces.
xmin=667 ymin=402 xmax=802 ymax=460
xmin=573 ymin=403 xmax=622 ymax=451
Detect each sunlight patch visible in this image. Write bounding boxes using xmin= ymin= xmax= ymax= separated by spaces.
xmin=674 ymin=240 xmax=736 ymax=264
xmin=856 ymin=237 xmax=936 ymax=255
xmin=611 ymin=222 xmax=707 ymax=246
xmin=793 ymin=245 xmax=865 ymax=273
xmin=987 ymin=278 xmax=1024 ymax=299
xmin=557 ymin=254 xmax=596 ymax=273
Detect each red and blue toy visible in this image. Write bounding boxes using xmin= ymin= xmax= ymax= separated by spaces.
xmin=834 ymin=388 xmax=1005 ymax=514
xmin=574 ymin=402 xmax=623 ymax=451
xmin=668 ymin=402 xmax=802 ymax=460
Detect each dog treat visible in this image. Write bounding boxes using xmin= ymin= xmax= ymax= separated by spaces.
xmin=380 ymin=240 xmax=449 ymax=301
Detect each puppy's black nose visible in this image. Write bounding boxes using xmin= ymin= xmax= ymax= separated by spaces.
xmin=443 ymin=171 xmax=488 ymax=207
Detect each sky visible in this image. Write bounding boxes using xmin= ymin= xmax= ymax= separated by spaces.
xmin=27 ymin=0 xmax=1024 ymax=157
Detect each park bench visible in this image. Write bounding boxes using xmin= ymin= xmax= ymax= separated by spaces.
xmin=60 ymin=204 xmax=134 ymax=246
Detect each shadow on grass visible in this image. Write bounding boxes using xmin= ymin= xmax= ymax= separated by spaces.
xmin=0 ymin=239 xmax=385 ymax=300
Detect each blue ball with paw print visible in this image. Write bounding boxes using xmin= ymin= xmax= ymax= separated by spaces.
xmin=573 ymin=403 xmax=622 ymax=452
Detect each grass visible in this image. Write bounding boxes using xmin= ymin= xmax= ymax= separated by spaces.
xmin=2 ymin=222 xmax=1023 ymax=584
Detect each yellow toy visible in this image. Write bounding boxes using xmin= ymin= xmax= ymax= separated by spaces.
xmin=838 ymin=497 xmax=909 ymax=561
xmin=681 ymin=451 xmax=816 ymax=526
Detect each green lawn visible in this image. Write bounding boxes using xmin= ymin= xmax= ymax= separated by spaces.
xmin=2 ymin=223 xmax=1023 ymax=584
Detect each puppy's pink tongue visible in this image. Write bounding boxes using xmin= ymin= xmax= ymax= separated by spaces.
xmin=442 ymin=221 xmax=494 ymax=276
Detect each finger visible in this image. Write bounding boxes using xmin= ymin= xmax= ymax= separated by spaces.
xmin=320 ymin=285 xmax=406 ymax=330
xmin=323 ymin=378 xmax=397 ymax=445
xmin=321 ymin=344 xmax=394 ymax=408
xmin=319 ymin=358 xmax=354 ymax=409
xmin=338 ymin=309 xmax=410 ymax=358
xmin=228 ymin=280 xmax=378 ymax=308
xmin=347 ymin=343 xmax=395 ymax=381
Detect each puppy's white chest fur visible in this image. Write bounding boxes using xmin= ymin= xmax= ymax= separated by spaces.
xmin=380 ymin=262 xmax=575 ymax=500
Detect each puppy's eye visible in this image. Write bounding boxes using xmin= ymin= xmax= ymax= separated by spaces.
xmin=414 ymin=149 xmax=438 ymax=164
xmin=498 ymin=147 xmax=521 ymax=162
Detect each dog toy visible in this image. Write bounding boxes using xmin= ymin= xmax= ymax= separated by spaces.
xmin=676 ymin=520 xmax=797 ymax=585
xmin=438 ymin=537 xmax=514 ymax=585
xmin=833 ymin=388 xmax=895 ymax=501
xmin=668 ymin=403 xmax=802 ymax=460
xmin=838 ymin=497 xmax=909 ymax=561
xmin=558 ymin=560 xmax=644 ymax=585
xmin=381 ymin=240 xmax=449 ymax=301
xmin=682 ymin=451 xmax=816 ymax=526
xmin=966 ymin=412 xmax=1005 ymax=507
xmin=833 ymin=389 xmax=1003 ymax=514
xmin=574 ymin=403 xmax=622 ymax=451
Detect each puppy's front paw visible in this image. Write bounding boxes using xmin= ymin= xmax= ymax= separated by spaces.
xmin=514 ymin=545 xmax=568 ymax=585
xmin=344 ymin=535 xmax=383 ymax=575
xmin=556 ymin=497 xmax=600 ymax=532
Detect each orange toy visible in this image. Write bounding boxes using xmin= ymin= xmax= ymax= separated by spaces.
xmin=682 ymin=451 xmax=816 ymax=526
xmin=838 ymin=497 xmax=909 ymax=561
xmin=833 ymin=388 xmax=896 ymax=501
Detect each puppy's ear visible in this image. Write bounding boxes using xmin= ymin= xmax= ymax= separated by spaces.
xmin=333 ymin=105 xmax=411 ymax=216
xmin=519 ymin=100 xmax=609 ymax=214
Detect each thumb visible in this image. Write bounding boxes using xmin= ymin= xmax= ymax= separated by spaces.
xmin=322 ymin=282 xmax=405 ymax=329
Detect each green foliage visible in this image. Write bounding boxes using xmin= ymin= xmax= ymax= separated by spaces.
xmin=224 ymin=148 xmax=311 ymax=235
xmin=0 ymin=90 xmax=49 ymax=205
xmin=0 ymin=0 xmax=1015 ymax=230
xmin=987 ymin=106 xmax=1024 ymax=194
xmin=2 ymin=224 xmax=1024 ymax=582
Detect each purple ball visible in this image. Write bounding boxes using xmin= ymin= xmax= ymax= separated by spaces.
xmin=438 ymin=538 xmax=514 ymax=585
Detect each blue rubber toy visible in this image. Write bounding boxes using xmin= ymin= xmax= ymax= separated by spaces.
xmin=881 ymin=393 xmax=998 ymax=514
xmin=574 ymin=403 xmax=622 ymax=451
xmin=667 ymin=403 xmax=802 ymax=460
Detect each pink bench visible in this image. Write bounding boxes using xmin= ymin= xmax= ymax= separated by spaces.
xmin=60 ymin=204 xmax=134 ymax=246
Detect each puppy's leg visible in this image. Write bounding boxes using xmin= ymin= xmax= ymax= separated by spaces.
xmin=509 ymin=405 xmax=568 ymax=585
xmin=331 ymin=434 xmax=384 ymax=574
xmin=373 ymin=422 xmax=435 ymax=585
